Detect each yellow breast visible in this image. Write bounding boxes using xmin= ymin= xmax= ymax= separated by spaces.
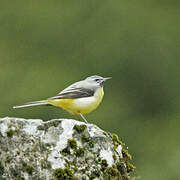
xmin=47 ymin=87 xmax=104 ymax=115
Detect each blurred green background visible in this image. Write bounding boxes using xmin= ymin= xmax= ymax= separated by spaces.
xmin=0 ymin=0 xmax=180 ymax=179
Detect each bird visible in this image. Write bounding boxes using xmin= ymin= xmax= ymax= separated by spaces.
xmin=13 ymin=75 xmax=111 ymax=123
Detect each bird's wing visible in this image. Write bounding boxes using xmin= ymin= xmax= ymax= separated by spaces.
xmin=48 ymin=82 xmax=94 ymax=100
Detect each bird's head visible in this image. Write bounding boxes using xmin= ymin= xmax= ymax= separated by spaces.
xmin=85 ymin=75 xmax=111 ymax=87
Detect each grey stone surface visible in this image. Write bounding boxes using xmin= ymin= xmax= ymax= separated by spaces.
xmin=0 ymin=117 xmax=134 ymax=180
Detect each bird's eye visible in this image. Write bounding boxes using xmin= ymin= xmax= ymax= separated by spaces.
xmin=95 ymin=79 xmax=99 ymax=82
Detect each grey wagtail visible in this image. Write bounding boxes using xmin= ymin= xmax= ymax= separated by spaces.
xmin=13 ymin=75 xmax=111 ymax=123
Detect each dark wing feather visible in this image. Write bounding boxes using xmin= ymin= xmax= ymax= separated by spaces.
xmin=48 ymin=88 xmax=94 ymax=100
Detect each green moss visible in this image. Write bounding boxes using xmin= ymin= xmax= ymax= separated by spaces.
xmin=40 ymin=159 xmax=51 ymax=169
xmin=121 ymin=174 xmax=129 ymax=180
xmin=6 ymin=129 xmax=15 ymax=137
xmin=112 ymin=133 xmax=125 ymax=146
xmin=0 ymin=162 xmax=4 ymax=175
xmin=100 ymin=159 xmax=108 ymax=171
xmin=116 ymin=161 xmax=124 ymax=172
xmin=126 ymin=162 xmax=136 ymax=173
xmin=90 ymin=174 xmax=96 ymax=180
xmin=25 ymin=165 xmax=34 ymax=174
xmin=53 ymin=168 xmax=71 ymax=179
xmin=80 ymin=168 xmax=86 ymax=174
xmin=101 ymin=159 xmax=108 ymax=166
xmin=67 ymin=139 xmax=77 ymax=149
xmin=113 ymin=154 xmax=117 ymax=161
xmin=88 ymin=140 xmax=94 ymax=148
xmin=106 ymin=167 xmax=120 ymax=177
xmin=72 ymin=177 xmax=79 ymax=180
xmin=46 ymin=120 xmax=61 ymax=128
xmin=111 ymin=133 xmax=135 ymax=178
xmin=64 ymin=160 xmax=70 ymax=168
xmin=81 ymin=133 xmax=89 ymax=143
xmin=99 ymin=159 xmax=125 ymax=179
xmin=73 ymin=167 xmax=78 ymax=172
xmin=102 ymin=166 xmax=124 ymax=180
xmin=103 ymin=131 xmax=108 ymax=136
xmin=122 ymin=149 xmax=132 ymax=161
xmin=53 ymin=168 xmax=78 ymax=180
xmin=117 ymin=159 xmax=135 ymax=178
xmin=61 ymin=147 xmax=71 ymax=156
xmin=97 ymin=157 xmax=101 ymax=162
xmin=75 ymin=147 xmax=85 ymax=157
xmin=73 ymin=124 xmax=86 ymax=133
xmin=90 ymin=170 xmax=100 ymax=179
xmin=22 ymin=162 xmax=34 ymax=175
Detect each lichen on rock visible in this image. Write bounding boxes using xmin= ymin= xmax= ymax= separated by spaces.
xmin=0 ymin=117 xmax=135 ymax=179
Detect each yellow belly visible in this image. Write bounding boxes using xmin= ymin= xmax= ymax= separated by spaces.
xmin=47 ymin=88 xmax=104 ymax=115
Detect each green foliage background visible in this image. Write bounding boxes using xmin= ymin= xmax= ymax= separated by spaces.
xmin=0 ymin=0 xmax=180 ymax=179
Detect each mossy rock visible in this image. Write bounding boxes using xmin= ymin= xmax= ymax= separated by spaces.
xmin=0 ymin=117 xmax=135 ymax=179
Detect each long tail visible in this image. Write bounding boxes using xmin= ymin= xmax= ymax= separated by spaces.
xmin=13 ymin=100 xmax=47 ymax=109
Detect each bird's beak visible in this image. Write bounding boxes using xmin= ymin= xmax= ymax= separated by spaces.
xmin=103 ymin=77 xmax=112 ymax=81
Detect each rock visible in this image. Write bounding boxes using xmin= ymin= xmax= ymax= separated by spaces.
xmin=0 ymin=117 xmax=135 ymax=180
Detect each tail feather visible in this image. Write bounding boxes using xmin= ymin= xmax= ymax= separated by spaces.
xmin=13 ymin=100 xmax=46 ymax=109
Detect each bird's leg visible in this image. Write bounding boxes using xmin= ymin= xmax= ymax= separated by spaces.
xmin=79 ymin=113 xmax=88 ymax=123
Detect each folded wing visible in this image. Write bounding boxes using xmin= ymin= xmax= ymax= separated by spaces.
xmin=48 ymin=87 xmax=94 ymax=100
